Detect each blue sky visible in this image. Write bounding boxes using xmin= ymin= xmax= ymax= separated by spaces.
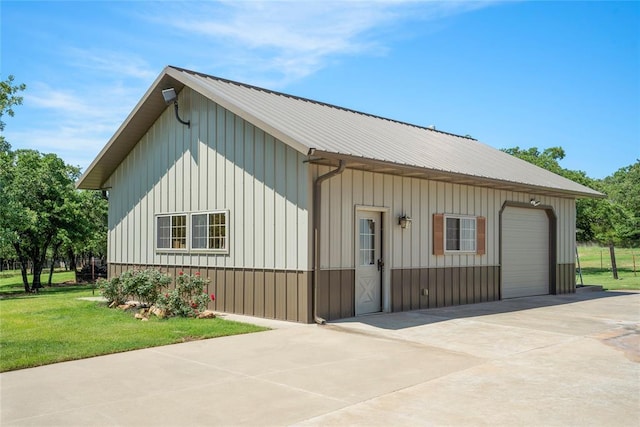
xmin=2 ymin=1 xmax=638 ymax=179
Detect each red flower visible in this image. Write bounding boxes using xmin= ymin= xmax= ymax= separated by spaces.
xmin=210 ymin=294 xmax=216 ymax=301
xmin=191 ymin=302 xmax=197 ymax=308
xmin=195 ymin=272 xmax=200 ymax=276
xmin=178 ymin=271 xmax=184 ymax=276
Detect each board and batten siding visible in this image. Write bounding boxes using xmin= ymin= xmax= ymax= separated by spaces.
xmin=106 ymin=88 xmax=313 ymax=322
xmin=106 ymin=88 xmax=311 ymax=272
xmin=314 ymin=165 xmax=576 ymax=318
xmin=316 ymin=166 xmax=576 ymax=269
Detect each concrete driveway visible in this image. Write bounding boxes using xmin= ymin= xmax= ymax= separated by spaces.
xmin=2 ymin=291 xmax=638 ymax=426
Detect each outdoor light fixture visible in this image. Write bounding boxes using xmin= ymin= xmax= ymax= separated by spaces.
xmin=398 ymin=214 xmax=412 ymax=229
xmin=162 ymin=88 xmax=190 ymax=128
xmin=530 ymin=198 xmax=541 ymax=207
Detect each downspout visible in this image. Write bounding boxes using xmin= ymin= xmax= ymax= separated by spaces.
xmin=312 ymin=158 xmax=346 ymax=325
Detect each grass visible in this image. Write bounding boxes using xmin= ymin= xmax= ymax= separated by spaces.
xmin=0 ymin=269 xmax=77 ymax=294
xmin=576 ymin=246 xmax=640 ymax=291
xmin=0 ymin=271 xmax=268 ymax=372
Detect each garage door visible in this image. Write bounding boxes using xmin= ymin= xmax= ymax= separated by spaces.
xmin=502 ymin=207 xmax=549 ymax=299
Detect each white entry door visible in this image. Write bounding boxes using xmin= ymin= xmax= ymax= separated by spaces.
xmin=355 ymin=210 xmax=382 ymax=315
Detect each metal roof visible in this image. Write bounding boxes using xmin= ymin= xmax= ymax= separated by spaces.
xmin=77 ymin=66 xmax=603 ymax=198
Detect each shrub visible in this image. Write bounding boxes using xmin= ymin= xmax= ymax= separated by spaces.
xmin=97 ymin=276 xmax=126 ymax=305
xmin=155 ymin=271 xmax=213 ymax=317
xmin=99 ymin=269 xmax=171 ymax=307
xmin=119 ymin=269 xmax=172 ymax=307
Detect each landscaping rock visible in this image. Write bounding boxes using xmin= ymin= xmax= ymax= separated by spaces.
xmin=150 ymin=306 xmax=166 ymax=318
xmin=134 ymin=313 xmax=146 ymax=320
xmin=197 ymin=310 xmax=216 ymax=319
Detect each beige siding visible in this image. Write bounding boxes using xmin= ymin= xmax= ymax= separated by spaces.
xmin=107 ymin=88 xmax=310 ymax=271
xmin=315 ymin=167 xmax=576 ymax=271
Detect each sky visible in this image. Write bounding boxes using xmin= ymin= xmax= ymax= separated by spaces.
xmin=1 ymin=1 xmax=639 ymax=180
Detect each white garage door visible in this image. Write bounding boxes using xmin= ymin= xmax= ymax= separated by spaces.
xmin=502 ymin=207 xmax=549 ymax=299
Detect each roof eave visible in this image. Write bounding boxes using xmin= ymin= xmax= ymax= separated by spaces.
xmin=308 ymin=150 xmax=605 ymax=199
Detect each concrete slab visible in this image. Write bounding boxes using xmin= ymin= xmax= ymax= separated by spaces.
xmin=2 ymin=291 xmax=639 ymax=426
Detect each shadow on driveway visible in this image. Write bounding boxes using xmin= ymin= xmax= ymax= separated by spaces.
xmin=331 ymin=290 xmax=636 ymax=331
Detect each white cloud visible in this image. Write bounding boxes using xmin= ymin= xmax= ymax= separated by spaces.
xmin=7 ymin=124 xmax=111 ymax=172
xmin=12 ymin=82 xmax=138 ymax=171
xmin=24 ymin=82 xmax=135 ymax=122
xmin=65 ymin=47 xmax=157 ymax=81
xmin=148 ymin=1 xmax=499 ymax=85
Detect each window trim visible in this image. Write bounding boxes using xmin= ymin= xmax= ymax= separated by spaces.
xmin=189 ymin=210 xmax=230 ymax=254
xmin=433 ymin=213 xmax=486 ymax=256
xmin=444 ymin=214 xmax=477 ymax=253
xmin=155 ymin=213 xmax=188 ymax=252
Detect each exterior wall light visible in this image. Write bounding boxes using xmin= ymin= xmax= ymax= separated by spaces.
xmin=530 ymin=198 xmax=541 ymax=207
xmin=398 ymin=214 xmax=412 ymax=229
xmin=162 ymin=88 xmax=190 ymax=128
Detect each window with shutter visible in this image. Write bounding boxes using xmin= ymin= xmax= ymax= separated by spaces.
xmin=433 ymin=214 xmax=485 ymax=255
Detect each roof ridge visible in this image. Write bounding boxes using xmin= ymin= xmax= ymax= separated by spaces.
xmin=168 ymin=65 xmax=476 ymax=141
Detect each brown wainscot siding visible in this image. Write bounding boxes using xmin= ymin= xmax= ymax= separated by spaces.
xmin=391 ymin=266 xmax=501 ymax=311
xmin=316 ymin=269 xmax=355 ymax=322
xmin=555 ymin=263 xmax=576 ymax=294
xmin=108 ymin=263 xmax=312 ymax=323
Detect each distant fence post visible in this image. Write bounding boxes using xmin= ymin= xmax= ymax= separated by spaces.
xmin=600 ymin=250 xmax=603 ymax=271
xmin=609 ymin=244 xmax=619 ymax=280
xmin=575 ymin=246 xmax=584 ymax=286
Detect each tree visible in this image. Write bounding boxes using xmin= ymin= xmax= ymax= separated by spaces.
xmin=600 ymin=160 xmax=640 ymax=246
xmin=0 ymin=149 xmax=81 ymax=292
xmin=44 ymin=190 xmax=106 ymax=285
xmin=0 ymin=75 xmax=26 ymax=148
xmin=0 ymin=75 xmax=26 ymax=273
xmin=0 ymin=75 xmax=109 ymax=287
xmin=58 ymin=189 xmax=108 ymax=279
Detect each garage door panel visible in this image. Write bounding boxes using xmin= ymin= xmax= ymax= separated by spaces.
xmin=502 ymin=207 xmax=549 ymax=299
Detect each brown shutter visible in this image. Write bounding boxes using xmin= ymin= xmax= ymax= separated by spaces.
xmin=476 ymin=216 xmax=486 ymax=255
xmin=433 ymin=214 xmax=444 ymax=255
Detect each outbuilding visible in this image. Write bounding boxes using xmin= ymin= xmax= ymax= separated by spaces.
xmin=78 ymin=66 xmax=602 ymax=323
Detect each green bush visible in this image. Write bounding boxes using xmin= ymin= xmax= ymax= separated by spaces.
xmin=100 ymin=269 xmax=214 ymax=318
xmin=98 ymin=269 xmax=171 ymax=307
xmin=97 ymin=276 xmax=125 ymax=305
xmin=156 ymin=271 xmax=214 ymax=317
xmin=120 ymin=269 xmax=172 ymax=306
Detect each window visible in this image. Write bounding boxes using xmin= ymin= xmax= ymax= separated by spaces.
xmin=191 ymin=211 xmax=228 ymax=252
xmin=358 ymin=218 xmax=376 ymax=266
xmin=445 ymin=216 xmax=476 ymax=252
xmin=156 ymin=214 xmax=187 ymax=249
xmin=433 ymin=214 xmax=485 ymax=255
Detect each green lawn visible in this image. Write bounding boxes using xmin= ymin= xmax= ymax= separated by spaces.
xmin=0 ymin=269 xmax=77 ymax=294
xmin=576 ymin=246 xmax=640 ymax=290
xmin=0 ymin=271 xmax=268 ymax=372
